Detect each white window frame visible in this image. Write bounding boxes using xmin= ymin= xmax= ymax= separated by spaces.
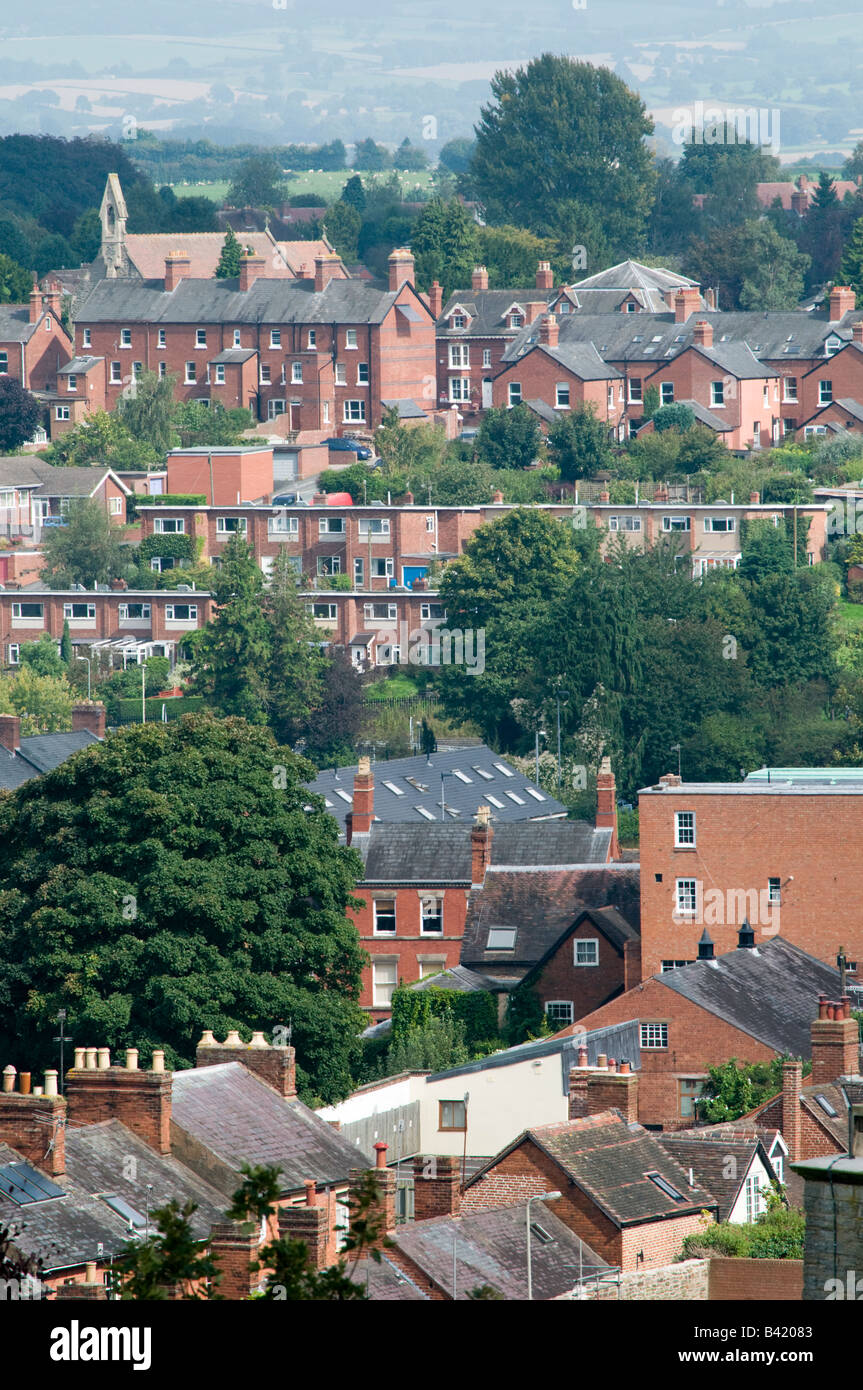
xmin=675 ymin=878 xmax=697 ymax=915
xmin=555 ymin=382 xmax=570 ymax=409
xmin=420 ymin=896 xmax=443 ymax=934
xmin=216 ymin=516 xmax=248 ymax=535
xmin=185 ymin=362 xmax=196 ymax=384
xmin=574 ymin=938 xmax=599 ymax=967
xmin=640 ymin=1022 xmax=669 ymax=1049
xmin=154 ymin=517 xmax=185 ymax=534
xmin=270 ymin=330 xmax=282 ymax=348
xmin=291 ymin=362 xmax=303 ymax=384
xmin=343 ymin=400 xmax=366 ymax=423
xmin=373 ymin=899 xmax=397 ymax=934
xmin=165 ymin=603 xmax=198 ymax=622
xmin=449 ymin=343 xmax=470 ymax=369
xmin=120 ymin=328 xmax=132 ymax=348
xmin=545 ymin=1001 xmax=575 ymax=1026
xmin=507 ymin=382 xmax=522 ymax=407
xmin=319 ymin=517 xmax=345 ymax=535
xmin=345 ymin=329 xmax=358 ymax=349
xmin=372 ymin=958 xmax=398 ymax=1008
xmin=195 ymin=329 xmax=207 ymax=349
xmin=710 ymin=380 xmax=725 ymax=408
xmin=82 ymin=329 xmax=92 ymax=348
xmin=660 ymin=382 xmax=674 ymax=405
xmin=674 ymin=811 xmax=696 ymax=848
xmin=335 ymin=363 xmax=347 ymax=386
xmin=662 ymin=515 xmax=691 ymax=532
xmin=819 ymin=379 xmax=833 ymax=406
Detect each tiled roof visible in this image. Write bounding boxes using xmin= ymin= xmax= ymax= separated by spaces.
xmin=310 ymin=746 xmax=568 ymax=828
xmin=57 ymin=357 xmax=102 ymax=375
xmin=460 ymin=864 xmax=640 ymax=970
xmin=437 ymin=287 xmax=553 ymax=335
xmin=571 ymin=261 xmax=700 ymax=294
xmin=469 ymin=1112 xmax=716 ymax=1227
xmin=120 ymin=233 xmax=339 ymax=281
xmin=0 ymin=731 xmax=99 ymax=791
xmin=658 ymin=1130 xmax=767 ymax=1222
xmin=538 ymin=340 xmax=621 ymax=381
xmin=171 ymin=1062 xmax=372 ymax=1193
xmin=658 ymin=937 xmax=846 ymax=1055
xmin=392 ymin=1201 xmax=608 ymax=1299
xmin=0 ymin=305 xmax=36 ymax=344
xmin=350 ymin=1253 xmax=430 ymax=1299
xmin=357 ymin=819 xmax=609 ymax=882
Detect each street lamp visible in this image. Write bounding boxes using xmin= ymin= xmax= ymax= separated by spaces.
xmin=75 ymin=655 xmax=91 ymax=701
xmin=527 ymin=1191 xmax=561 ymax=1300
xmin=555 ymin=689 xmax=569 ymax=793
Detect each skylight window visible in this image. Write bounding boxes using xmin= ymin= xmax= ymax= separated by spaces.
xmin=652 ymin=335 xmax=663 ymax=342
xmin=815 ymin=1094 xmax=838 ymax=1118
xmin=415 ymin=805 xmax=436 ymax=821
xmin=646 ymin=1171 xmax=685 ymax=1202
xmin=383 ymin=781 xmax=405 ymax=796
xmin=473 ymin=767 xmax=494 ymax=780
xmin=486 ymin=795 xmax=505 ymax=808
xmin=334 ymin=789 xmax=352 ymax=803
xmin=525 ymin=787 xmax=546 ymax=801
xmin=487 ymin=927 xmax=517 ymax=949
xmin=452 ymin=769 xmax=472 ymax=783
xmin=0 ymin=1163 xmax=65 ymax=1206
xmin=494 ymin=763 xmax=514 ymax=777
xmin=101 ymin=1194 xmax=148 ymax=1230
xmin=505 ymin=791 xmax=526 ymax=804
xmin=530 ymin=1221 xmax=554 ymax=1244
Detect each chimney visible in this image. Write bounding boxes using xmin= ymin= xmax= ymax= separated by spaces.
xmin=853 ymin=321 xmax=863 ymax=344
xmin=348 ymin=756 xmax=374 ymax=840
xmin=693 ymin=319 xmax=714 ymax=349
xmin=42 ymin=279 xmax=62 ymax=318
xmin=0 ymin=1069 xmax=66 ymax=1176
xmin=705 ymin=287 xmax=717 ymax=311
xmin=277 ymin=1189 xmax=331 ymax=1270
xmin=352 ymin=1144 xmax=396 ymax=1237
xmin=471 ymin=266 xmax=488 ymax=292
xmin=65 ymin=1048 xmax=172 ymax=1155
xmin=238 ymin=252 xmax=265 ymax=292
xmin=0 ymin=713 xmax=20 ymax=753
xmin=471 ymin=804 xmax=494 ymax=886
xmin=208 ymin=1221 xmax=262 ymax=1298
xmin=623 ymin=938 xmax=641 ymax=992
xmin=71 ymin=702 xmax=106 ymax=739
xmin=674 ymin=287 xmax=702 ymax=323
xmin=790 ymin=189 xmax=808 ymax=216
xmin=697 ymin=928 xmax=714 ymax=961
xmin=737 ymin=919 xmax=756 ymax=950
xmin=29 ymin=278 xmax=41 ymax=324
xmin=525 ymin=301 xmax=545 ymax=324
xmin=412 ymin=1154 xmax=461 ymax=1220
xmin=750 ymin=491 xmax=760 ymax=504
xmin=314 ymin=253 xmax=341 ymax=293
xmin=570 ymin=1067 xmax=639 ymax=1124
xmin=388 ymin=248 xmax=415 ymax=292
xmin=536 ymin=260 xmax=554 ymax=291
xmin=658 ymin=772 xmax=681 ymax=787
xmin=428 ymin=280 xmax=443 ymax=318
xmin=164 ymin=252 xmax=191 ymax=293
xmin=829 ymin=286 xmax=856 ymax=323
xmin=195 ymin=1030 xmax=297 ymax=1098
xmin=491 ymin=489 xmax=504 ymax=504
xmin=781 ymin=1059 xmax=802 ymax=1161
xmin=810 ymin=999 xmax=860 ymax=1085
xmin=595 ymin=756 xmax=619 ymax=859
xmin=538 ymin=313 xmax=559 ymax=348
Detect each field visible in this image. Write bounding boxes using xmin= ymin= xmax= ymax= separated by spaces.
xmin=170 ymin=169 xmax=437 ymax=206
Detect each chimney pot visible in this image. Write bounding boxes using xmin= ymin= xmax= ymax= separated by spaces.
xmin=32 ymin=1085 xmax=43 ymax=1097
xmin=151 ymin=1050 xmax=165 ymax=1073
xmin=2 ymin=1066 xmax=15 ymax=1093
xmin=388 ymin=248 xmax=415 ymax=293
xmin=818 ymin=994 xmax=829 ymax=1019
xmin=374 ymin=1141 xmax=388 ymax=1169
xmin=224 ymin=1030 xmax=243 ymax=1047
xmin=85 ymin=1261 xmax=97 ymax=1283
xmin=304 ymin=1178 xmax=317 ymax=1207
xmin=19 ymin=1073 xmax=31 ymax=1095
xmin=198 ymin=1031 xmax=218 ymax=1047
xmin=693 ymin=318 xmax=714 ymax=349
xmin=97 ymin=1048 xmax=111 ymax=1070
xmin=619 ymin=1060 xmax=630 ymax=1074
xmin=44 ymin=1070 xmax=59 ymax=1097
xmin=471 ymin=265 xmax=489 ymax=292
xmin=578 ymin=1046 xmax=589 ymax=1068
xmin=538 ymin=313 xmax=559 ymax=348
xmin=596 ymin=1053 xmax=607 ymax=1070
xmin=85 ymin=1048 xmax=97 ymax=1071
xmin=125 ymin=1049 xmax=138 ymax=1071
xmin=73 ymin=1048 xmax=85 ymax=1070
xmin=249 ymin=1031 xmax=268 ymax=1048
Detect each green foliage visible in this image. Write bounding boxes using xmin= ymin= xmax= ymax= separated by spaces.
xmin=227 ymin=154 xmax=287 ymax=208
xmin=390 ymin=984 xmax=498 ymax=1052
xmin=18 ymin=633 xmax=64 ymax=678
xmin=0 ymin=712 xmax=367 ymax=1102
xmin=60 ymin=619 xmax=71 ymax=665
xmin=681 ymin=1197 xmax=805 ymax=1262
xmin=468 ymin=55 xmax=655 ymax=257
xmin=190 ymin=536 xmax=271 ymax=722
xmin=476 ymin=225 xmax=558 ymax=288
xmin=411 ymin=196 xmax=478 ymax=296
xmin=547 ymin=404 xmax=614 ymax=482
xmin=617 ymin=807 xmax=639 ymax=845
xmin=111 ymin=1200 xmax=221 ymax=1299
xmin=135 ymin=495 xmax=208 ymax=508
xmin=385 ymin=1013 xmax=470 ymax=1074
xmin=109 ymin=695 xmax=206 ymax=725
xmin=354 ymin=138 xmax=391 ymax=172
xmin=840 ymin=216 xmax=863 ymax=300
xmin=504 ymin=987 xmax=550 ymax=1046
xmin=475 ymin=404 xmax=542 ymax=470
xmin=42 ymin=498 xmax=126 ymax=587
xmin=0 ymin=667 xmax=73 ymax=733
xmin=42 ymin=410 xmax=160 ymax=469
xmin=699 ymin=1057 xmax=810 ymax=1124
xmin=317 ymin=463 xmax=370 ymax=502
xmin=172 ymin=400 xmax=252 ymax=450
xmin=0 ymin=252 xmax=32 ymax=304
xmin=341 ymin=175 xmax=366 ymax=211
xmin=652 ymin=403 xmax=696 ymax=434
xmin=686 ymin=220 xmax=809 ymax=311
xmin=324 ymin=202 xmax=362 ymax=260
xmin=137 ymin=533 xmax=196 ymax=565
xmin=0 ymin=377 xmax=41 ymax=452
xmin=117 ymin=371 xmax=177 ymax=456
xmin=641 ymin=384 xmax=661 ymax=422
xmin=215 ymin=226 xmax=243 ymax=279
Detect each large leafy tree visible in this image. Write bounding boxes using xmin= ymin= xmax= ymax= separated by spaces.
xmin=0 ymin=667 xmax=73 ymax=733
xmin=0 ymin=252 xmax=31 ymax=303
xmin=215 ymin=226 xmax=243 ymax=279
xmin=265 ymin=551 xmax=327 ymax=747
xmin=189 ymin=536 xmax=272 ymax=722
xmin=42 ymin=410 xmax=160 ymax=469
xmin=0 ymin=377 xmax=41 ymax=451
xmin=547 ymin=404 xmax=614 ymax=481
xmin=116 ymin=370 xmax=177 ymax=456
xmin=41 ymin=497 xmax=126 ymax=587
xmin=411 ymin=196 xmax=478 ymax=296
xmin=686 ymin=221 xmax=809 ymax=310
xmin=227 ymin=155 xmax=287 ymax=209
xmin=475 ymin=404 xmax=542 ymax=471
xmin=467 ymin=55 xmax=655 ymax=255
xmin=0 ymin=713 xmax=367 ymax=1101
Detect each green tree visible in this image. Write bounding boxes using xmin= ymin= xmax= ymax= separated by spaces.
xmin=687 ymin=221 xmax=809 ymax=311
xmin=0 ymin=713 xmax=367 ymax=1100
xmin=264 ymin=550 xmax=326 ymax=746
xmin=341 ymin=175 xmax=366 ymax=211
xmin=476 ymin=225 xmax=557 ymax=289
xmin=547 ymin=404 xmax=614 ymax=482
xmin=840 ymin=216 xmax=863 ymax=300
xmin=0 ymin=253 xmax=32 ymax=303
xmin=475 ymin=404 xmax=542 ymax=470
xmin=468 ymin=55 xmax=655 ymax=255
xmin=302 ymin=650 xmax=367 ymax=768
xmin=323 ymin=201 xmax=362 ymax=260
xmin=18 ymin=633 xmax=64 ymax=678
xmin=215 ymin=226 xmax=243 ymax=279
xmin=111 ymin=1200 xmax=221 ymax=1300
xmin=353 ymin=138 xmax=391 ymax=172
xmin=60 ymin=619 xmax=72 ymax=665
xmin=411 ymin=197 xmax=478 ymax=296
xmin=116 ymin=370 xmax=177 ymax=456
xmin=189 ymin=537 xmax=272 ymax=722
xmin=0 ymin=667 xmax=73 ymax=733
xmin=227 ymin=154 xmax=287 ymax=208
xmin=439 ymin=138 xmax=476 ymax=176
xmin=652 ymin=403 xmax=696 ymax=433
xmin=393 ymin=138 xmax=428 ymax=172
xmin=69 ymin=209 xmax=101 ymax=264
xmin=173 ymin=400 xmax=252 ymax=449
xmin=42 ymin=410 xmax=159 ymax=469
xmin=0 ymin=376 xmax=41 ymax=450
xmin=698 ymin=1057 xmax=808 ymax=1123
xmin=42 ymin=498 xmax=125 ymax=587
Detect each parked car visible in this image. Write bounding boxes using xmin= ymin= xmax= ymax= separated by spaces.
xmin=324 ymin=437 xmax=373 ymax=459
xmin=271 ymin=492 xmax=297 ymax=505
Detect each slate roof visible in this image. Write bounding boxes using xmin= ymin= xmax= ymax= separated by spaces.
xmin=381 ymin=398 xmax=428 ymax=419
xmin=534 ymin=340 xmax=621 ymax=381
xmin=657 ymin=937 xmax=847 ymax=1056
xmin=669 ymin=399 xmax=734 ymax=432
xmin=460 ymin=864 xmax=641 ymax=971
xmin=468 ymin=1112 xmax=716 ymax=1227
xmin=658 ymin=1129 xmax=771 ymax=1222
xmin=392 ymin=1202 xmax=609 ymax=1299
xmin=356 ymin=819 xmax=609 ymax=883
xmin=571 ymin=261 xmax=700 ymax=295
xmin=350 ymin=1253 xmax=430 ymax=1300
xmin=437 ymin=287 xmax=553 ymax=335
xmin=0 ymin=731 xmax=99 ymax=791
xmin=76 ymin=275 xmax=429 ymax=329
xmin=427 ymin=1020 xmax=641 ymax=1085
xmin=309 ymin=746 xmax=568 ymax=827
xmin=170 ymin=1062 xmax=373 ymax=1194
xmin=57 ymin=356 xmax=102 ymax=376
xmin=0 ymin=456 xmax=45 ymax=489
xmin=0 ymin=305 xmax=38 ymax=344
xmin=525 ymin=397 xmax=559 ymax=425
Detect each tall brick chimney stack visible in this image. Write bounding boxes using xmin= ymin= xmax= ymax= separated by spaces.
xmin=314 ymin=253 xmax=342 ymax=293
xmin=0 ymin=1067 xmax=65 ymax=1176
xmin=388 ymin=248 xmax=415 ymax=292
xmin=568 ymin=1066 xmax=639 ymax=1124
xmin=781 ymin=1059 xmax=802 ymax=1161
xmin=0 ymin=713 xmax=21 ymax=753
xmin=346 ymin=756 xmax=374 ymax=841
xmin=164 ymin=252 xmax=192 ymax=292
xmin=595 ymin=756 xmax=619 ymax=860
xmin=811 ymin=996 xmax=860 ymax=1085
xmin=42 ymin=279 xmax=62 ymax=318
xmin=674 ymin=286 xmax=702 ymax=323
xmin=427 ymin=280 xmax=443 ymax=318
xmin=471 ymin=804 xmax=494 ymax=887
xmin=853 ymin=321 xmax=863 ymax=344
xmin=471 ymin=266 xmax=488 ymax=291
xmin=64 ymin=1047 xmax=172 ymax=1156
xmin=29 ymin=276 xmax=41 ymax=324
xmin=195 ymin=1030 xmax=297 ymax=1098
xmin=412 ymin=1154 xmax=462 ymax=1220
xmin=538 ymin=313 xmax=559 ymax=348
xmin=693 ymin=319 xmax=714 ymax=348
xmin=238 ymin=252 xmax=266 ymax=292
xmin=536 ymin=260 xmax=554 ymax=291
xmin=72 ymin=703 xmax=106 ymax=739
xmin=829 ymin=286 xmax=856 ymax=323
xmin=352 ymin=1142 xmax=397 ymax=1238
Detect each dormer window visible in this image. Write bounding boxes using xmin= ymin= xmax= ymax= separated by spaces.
xmin=451 ymin=314 xmax=466 ymax=329
xmin=510 ymin=313 xmax=524 ymax=328
xmin=825 ymin=336 xmax=841 ymax=357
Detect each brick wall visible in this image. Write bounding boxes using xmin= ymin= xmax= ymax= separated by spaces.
xmin=65 ymin=1056 xmax=172 ymax=1155
xmin=584 ymin=1257 xmax=708 ymax=1300
xmin=0 ymin=1090 xmax=65 ymax=1176
xmin=798 ymin=1162 xmax=863 ymax=1300
xmin=529 ymin=921 xmax=629 ymax=1021
xmin=709 ymin=1256 xmax=803 ymax=1301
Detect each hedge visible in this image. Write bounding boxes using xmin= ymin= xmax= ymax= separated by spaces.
xmin=135 ymin=495 xmax=207 ymax=507
xmin=390 ymin=985 xmax=498 ymax=1050
xmin=108 ymin=695 xmax=205 ymax=724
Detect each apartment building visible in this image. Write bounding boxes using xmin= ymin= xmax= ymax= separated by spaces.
xmin=0 ymin=586 xmax=213 ymax=668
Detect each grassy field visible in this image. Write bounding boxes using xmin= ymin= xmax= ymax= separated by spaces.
xmin=837 ymin=598 xmax=863 ymax=635
xmin=171 ymin=168 xmax=436 ymax=206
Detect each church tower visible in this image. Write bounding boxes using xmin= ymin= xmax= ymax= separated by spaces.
xmin=99 ymin=174 xmax=130 ymax=277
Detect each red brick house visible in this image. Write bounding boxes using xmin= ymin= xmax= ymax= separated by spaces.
xmin=493 ymin=314 xmax=624 ymax=428
xmin=0 ymin=586 xmax=213 ymax=669
xmin=0 ymin=282 xmax=73 ymax=398
xmin=460 ymin=1108 xmax=717 ymax=1270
